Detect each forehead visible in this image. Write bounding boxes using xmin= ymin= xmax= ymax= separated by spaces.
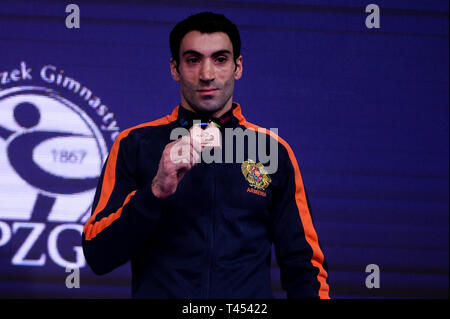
xmin=180 ymin=31 xmax=233 ymax=56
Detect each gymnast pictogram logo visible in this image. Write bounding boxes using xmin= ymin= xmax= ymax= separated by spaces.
xmin=0 ymin=86 xmax=108 ymax=223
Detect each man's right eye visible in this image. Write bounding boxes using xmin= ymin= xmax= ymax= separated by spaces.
xmin=187 ymin=57 xmax=199 ymax=63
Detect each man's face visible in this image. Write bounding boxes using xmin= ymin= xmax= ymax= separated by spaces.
xmin=170 ymin=31 xmax=243 ymax=117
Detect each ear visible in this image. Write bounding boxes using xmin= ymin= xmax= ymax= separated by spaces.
xmin=234 ymin=55 xmax=243 ymax=80
xmin=170 ymin=58 xmax=180 ymax=82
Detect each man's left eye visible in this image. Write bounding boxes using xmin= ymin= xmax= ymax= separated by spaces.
xmin=216 ymin=57 xmax=227 ymax=63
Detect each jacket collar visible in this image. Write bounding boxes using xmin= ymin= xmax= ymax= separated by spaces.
xmin=175 ymin=102 xmax=245 ymax=129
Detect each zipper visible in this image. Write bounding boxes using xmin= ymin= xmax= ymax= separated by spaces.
xmin=205 ymin=164 xmax=216 ymax=298
xmin=205 ymin=126 xmax=224 ymax=298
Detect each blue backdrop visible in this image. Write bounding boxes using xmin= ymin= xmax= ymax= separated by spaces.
xmin=0 ymin=0 xmax=448 ymax=298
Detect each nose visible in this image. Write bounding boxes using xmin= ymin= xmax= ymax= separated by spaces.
xmin=199 ymin=59 xmax=215 ymax=82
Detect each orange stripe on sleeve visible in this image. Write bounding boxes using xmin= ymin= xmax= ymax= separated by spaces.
xmin=83 ymin=106 xmax=180 ymax=241
xmin=233 ymin=103 xmax=330 ymax=299
xmin=85 ymin=190 xmax=136 ymax=241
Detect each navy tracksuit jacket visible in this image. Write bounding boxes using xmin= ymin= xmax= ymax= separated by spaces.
xmin=82 ymin=103 xmax=330 ymax=298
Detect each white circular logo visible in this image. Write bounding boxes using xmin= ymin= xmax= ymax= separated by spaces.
xmin=0 ymin=86 xmax=108 ymax=223
xmin=1 ymin=62 xmax=120 ymax=271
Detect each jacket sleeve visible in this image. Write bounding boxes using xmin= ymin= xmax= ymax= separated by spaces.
xmin=82 ymin=130 xmax=165 ymax=275
xmin=270 ymin=143 xmax=330 ymax=299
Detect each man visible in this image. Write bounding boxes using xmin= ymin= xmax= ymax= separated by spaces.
xmin=82 ymin=12 xmax=330 ymax=299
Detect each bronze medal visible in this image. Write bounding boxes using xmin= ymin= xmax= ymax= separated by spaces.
xmin=189 ymin=122 xmax=221 ymax=148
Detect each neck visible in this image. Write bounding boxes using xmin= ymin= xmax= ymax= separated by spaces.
xmin=181 ymin=97 xmax=233 ymax=118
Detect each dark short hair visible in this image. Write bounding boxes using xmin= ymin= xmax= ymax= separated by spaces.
xmin=170 ymin=12 xmax=241 ymax=66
